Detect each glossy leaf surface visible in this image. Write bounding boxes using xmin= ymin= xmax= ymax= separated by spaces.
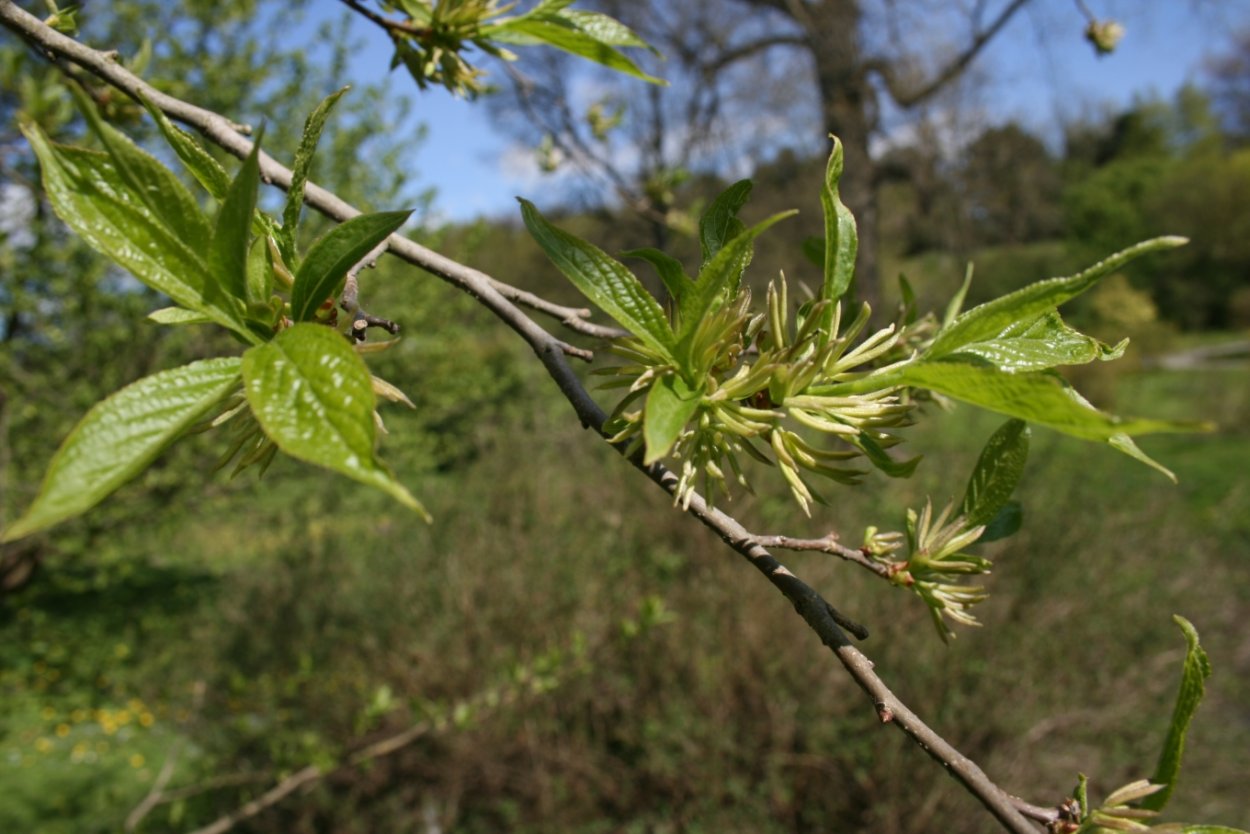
xmin=21 ymin=121 xmax=255 ymax=341
xmin=279 ymin=87 xmax=348 ymax=264
xmin=950 ymin=312 xmax=1125 ymax=372
xmin=289 ymin=210 xmax=411 ymax=322
xmin=207 ymin=136 xmax=262 ymax=306
xmin=520 ymin=198 xmax=674 ymax=356
xmin=242 ymin=324 xmax=428 ymax=519
xmin=928 ymin=236 xmax=1187 ymax=359
xmin=2 ymin=358 xmax=243 ymax=543
xmin=643 ymin=375 xmax=702 ymax=464
xmin=699 ymin=180 xmax=751 ymax=265
xmin=1143 ymin=616 xmax=1213 ymax=812
xmin=961 ymin=419 xmax=1029 ymax=528
xmin=139 ymin=93 xmax=231 ymax=200
xmin=818 ymin=136 xmax=858 ymax=334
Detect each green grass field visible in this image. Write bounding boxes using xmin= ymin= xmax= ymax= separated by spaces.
xmin=2 ymin=348 xmax=1247 ymax=833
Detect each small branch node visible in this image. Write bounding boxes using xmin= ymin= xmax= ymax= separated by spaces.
xmin=875 ymin=700 xmax=895 ymax=723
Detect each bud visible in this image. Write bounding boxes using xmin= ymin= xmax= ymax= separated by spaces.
xmin=1085 ymin=19 xmax=1125 ymax=55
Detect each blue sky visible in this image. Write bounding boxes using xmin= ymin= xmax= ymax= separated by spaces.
xmin=311 ymin=1 xmax=1250 ymax=223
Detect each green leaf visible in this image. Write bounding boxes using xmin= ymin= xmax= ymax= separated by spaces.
xmin=643 ymin=374 xmax=702 ymax=464
xmin=241 ymin=323 xmax=428 ymax=520
xmin=1108 ymin=433 xmax=1179 ymax=483
xmin=699 ymin=180 xmax=752 ymax=265
xmin=678 ymin=209 xmax=797 ymax=343
xmin=979 ymin=501 xmax=1022 ymax=543
xmin=1142 ymin=615 xmax=1213 ymax=812
xmin=68 ymin=84 xmax=211 ymax=252
xmin=148 ymin=307 xmax=212 ymax=325
xmin=207 ymin=133 xmax=262 ymax=307
xmin=245 ymin=234 xmax=275 ymax=307
xmin=898 ymin=273 xmax=918 ymax=325
xmin=289 ymin=210 xmax=411 ymax=322
xmin=886 ymin=360 xmax=1207 ymax=440
xmin=560 ymin=9 xmax=657 ymax=50
xmin=950 ymin=312 xmax=1124 ymax=373
xmin=138 ymin=93 xmax=231 ymax=200
xmin=280 ymin=87 xmax=349 ymax=265
xmin=829 ymin=358 xmax=1209 ymax=476
xmin=1 ymin=358 xmax=242 ymax=543
xmin=1157 ymin=827 xmax=1250 ymax=833
xmin=800 ymin=236 xmax=823 ymax=270
xmin=520 ymin=198 xmax=674 ymax=356
xmin=961 ymin=419 xmax=1030 ymax=528
xmin=488 ymin=18 xmax=665 ymax=85
xmin=848 ymin=431 xmax=921 ymax=478
xmin=928 ymin=237 xmax=1187 ymax=359
xmin=20 ymin=121 xmax=257 ymax=342
xmin=943 ymin=263 xmax=974 ymax=328
xmin=621 ymin=247 xmax=691 ymax=304
xmin=818 ymin=136 xmax=859 ymax=336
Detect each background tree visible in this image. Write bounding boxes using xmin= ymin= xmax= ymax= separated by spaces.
xmin=1 ymin=2 xmax=1248 ymax=833
xmin=0 ymin=0 xmax=428 ymax=590
xmin=491 ymin=0 xmax=1113 ymax=312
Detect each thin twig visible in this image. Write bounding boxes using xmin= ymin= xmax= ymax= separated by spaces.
xmin=0 ymin=5 xmax=1041 ymax=831
xmin=336 ymin=0 xmax=431 ymax=38
xmin=751 ymin=533 xmax=893 ymax=579
xmin=0 ymin=2 xmax=616 ymax=347
xmin=124 ymin=741 xmax=182 ymax=832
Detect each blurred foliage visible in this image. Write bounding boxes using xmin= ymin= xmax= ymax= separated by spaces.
xmin=1 ymin=0 xmax=432 ymax=570
xmin=2 ymin=363 xmax=1246 ymax=832
xmin=3 ymin=3 xmax=1249 ymax=833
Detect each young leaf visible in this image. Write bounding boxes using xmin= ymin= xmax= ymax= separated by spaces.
xmin=1108 ymin=433 xmax=1179 ymax=483
xmin=245 ymin=234 xmax=275 ymax=307
xmin=621 ymin=247 xmax=691 ymax=305
xmin=848 ymin=431 xmax=921 ymax=478
xmin=560 ymin=9 xmax=658 ymax=51
xmin=241 ymin=323 xmax=429 ymax=520
xmin=289 ymin=210 xmax=411 ymax=323
xmin=207 ymin=133 xmax=262 ymax=307
xmin=643 ymin=374 xmax=702 ymax=464
xmin=801 ymin=236 xmax=823 ymax=270
xmin=1 ymin=358 xmax=243 ymax=543
xmin=949 ymin=311 xmax=1124 ymax=373
xmin=148 ymin=307 xmax=212 ymax=325
xmin=279 ymin=87 xmax=349 ymax=265
xmin=1142 ymin=615 xmax=1213 ymax=812
xmin=520 ymin=198 xmax=675 ymax=357
xmin=21 ymin=121 xmax=257 ymax=343
xmin=819 ymin=136 xmax=859 ymax=336
xmin=678 ymin=209 xmax=797 ymax=343
xmin=979 ymin=501 xmax=1022 ymax=543
xmin=943 ymin=263 xmax=974 ymax=328
xmin=138 ymin=93 xmax=231 ymax=200
xmin=961 ymin=419 xmax=1030 ymax=528
xmin=486 ymin=12 xmax=664 ymax=85
xmin=888 ymin=360 xmax=1209 ymax=442
xmin=699 ymin=180 xmax=752 ymax=265
xmin=68 ymin=84 xmax=211 ymax=253
xmin=898 ymin=273 xmax=918 ymax=325
xmin=928 ymin=237 xmax=1187 ymax=359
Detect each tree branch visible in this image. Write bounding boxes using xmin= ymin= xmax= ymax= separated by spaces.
xmin=336 ymin=0 xmax=430 ymax=39
xmin=867 ymin=0 xmax=1033 ymax=107
xmin=0 ymin=3 xmax=1042 ymax=831
xmin=0 ymin=1 xmax=619 ymax=348
xmin=699 ymin=31 xmax=810 ymax=76
xmin=750 ymin=533 xmax=894 ymax=579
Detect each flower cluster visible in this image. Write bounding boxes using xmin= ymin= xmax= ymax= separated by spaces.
xmin=865 ymin=499 xmax=992 ymax=641
xmin=598 ymin=273 xmax=918 ymax=512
